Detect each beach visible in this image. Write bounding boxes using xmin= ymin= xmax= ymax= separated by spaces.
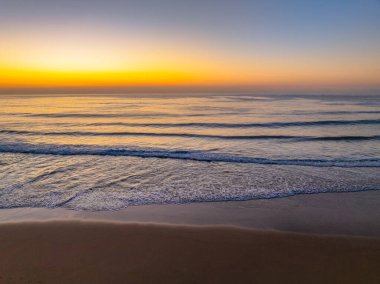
xmin=1 ymin=94 xmax=379 ymax=283
xmin=1 ymin=221 xmax=380 ymax=284
xmin=1 ymin=191 xmax=379 ymax=283
xmin=1 ymin=0 xmax=380 ymax=282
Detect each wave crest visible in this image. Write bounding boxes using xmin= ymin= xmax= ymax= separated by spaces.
xmin=1 ymin=129 xmax=379 ymax=142
xmin=0 ymin=143 xmax=379 ymax=167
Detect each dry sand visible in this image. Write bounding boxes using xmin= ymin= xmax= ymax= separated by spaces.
xmin=1 ymin=191 xmax=379 ymax=283
xmin=0 ymin=221 xmax=379 ymax=284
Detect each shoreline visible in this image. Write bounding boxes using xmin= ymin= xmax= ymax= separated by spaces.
xmin=1 ymin=190 xmax=379 ymax=237
xmin=1 ymin=191 xmax=379 ymax=283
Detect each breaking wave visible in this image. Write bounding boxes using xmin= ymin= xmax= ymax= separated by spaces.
xmin=0 ymin=143 xmax=379 ymax=167
xmin=1 ymin=129 xmax=379 ymax=142
xmin=84 ymin=119 xmax=380 ymax=128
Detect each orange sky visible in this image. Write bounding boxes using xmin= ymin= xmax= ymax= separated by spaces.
xmin=1 ymin=1 xmax=379 ymax=93
xmin=1 ymin=34 xmax=378 ymax=91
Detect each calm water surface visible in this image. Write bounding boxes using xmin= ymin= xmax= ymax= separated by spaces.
xmin=0 ymin=94 xmax=379 ymax=210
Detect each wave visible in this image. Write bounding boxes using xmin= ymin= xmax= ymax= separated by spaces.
xmin=0 ymin=143 xmax=379 ymax=167
xmin=1 ymin=129 xmax=379 ymax=142
xmin=0 ymin=112 xmax=234 ymax=118
xmin=83 ymin=119 xmax=380 ymax=128
xmin=292 ymin=110 xmax=380 ymax=115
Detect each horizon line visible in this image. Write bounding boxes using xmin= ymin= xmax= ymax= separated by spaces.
xmin=0 ymin=85 xmax=379 ymax=95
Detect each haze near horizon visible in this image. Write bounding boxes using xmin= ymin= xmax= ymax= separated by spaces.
xmin=0 ymin=0 xmax=379 ymax=94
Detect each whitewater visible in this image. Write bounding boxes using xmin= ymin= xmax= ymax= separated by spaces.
xmin=0 ymin=94 xmax=379 ymax=210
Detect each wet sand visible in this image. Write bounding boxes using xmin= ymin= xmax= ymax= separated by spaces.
xmin=0 ymin=221 xmax=379 ymax=284
xmin=0 ymin=191 xmax=379 ymax=283
xmin=1 ymin=190 xmax=380 ymax=237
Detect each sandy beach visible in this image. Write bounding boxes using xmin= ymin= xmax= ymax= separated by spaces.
xmin=0 ymin=221 xmax=379 ymax=284
xmin=0 ymin=191 xmax=379 ymax=283
xmin=1 ymin=190 xmax=380 ymax=236
xmin=1 ymin=0 xmax=380 ymax=282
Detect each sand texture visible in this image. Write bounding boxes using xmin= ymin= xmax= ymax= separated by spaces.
xmin=0 ymin=221 xmax=379 ymax=284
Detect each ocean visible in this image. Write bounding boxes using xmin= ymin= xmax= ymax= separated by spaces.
xmin=0 ymin=94 xmax=379 ymax=210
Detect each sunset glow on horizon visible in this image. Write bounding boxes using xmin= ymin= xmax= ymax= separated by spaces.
xmin=1 ymin=0 xmax=379 ymax=93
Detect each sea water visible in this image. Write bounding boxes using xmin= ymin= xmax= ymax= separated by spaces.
xmin=0 ymin=94 xmax=379 ymax=210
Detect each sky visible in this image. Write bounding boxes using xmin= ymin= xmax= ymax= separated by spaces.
xmin=0 ymin=0 xmax=379 ymax=93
